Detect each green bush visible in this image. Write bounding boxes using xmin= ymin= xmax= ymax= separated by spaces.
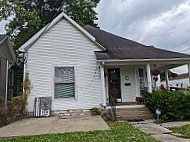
xmin=89 ymin=107 xmax=99 ymax=112
xmin=145 ymin=91 xmax=190 ymax=121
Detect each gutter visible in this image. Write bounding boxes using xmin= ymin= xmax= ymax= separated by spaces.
xmin=5 ymin=60 xmax=9 ymax=109
xmin=96 ymin=58 xmax=190 ymax=63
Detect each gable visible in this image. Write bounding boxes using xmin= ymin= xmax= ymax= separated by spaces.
xmin=0 ymin=39 xmax=16 ymax=63
xmin=28 ymin=18 xmax=102 ymax=54
xmin=19 ymin=12 xmax=104 ymax=52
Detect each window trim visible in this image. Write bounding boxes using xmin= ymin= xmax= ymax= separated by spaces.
xmin=53 ymin=65 xmax=77 ymax=100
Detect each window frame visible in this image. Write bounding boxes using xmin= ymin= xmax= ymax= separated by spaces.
xmin=53 ymin=65 xmax=77 ymax=100
xmin=9 ymin=69 xmax=14 ymax=86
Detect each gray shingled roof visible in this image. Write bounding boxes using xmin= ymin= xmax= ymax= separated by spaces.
xmin=84 ymin=25 xmax=190 ymax=60
xmin=0 ymin=35 xmax=7 ymax=43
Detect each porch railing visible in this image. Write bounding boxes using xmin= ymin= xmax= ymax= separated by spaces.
xmin=109 ymin=94 xmax=117 ymax=121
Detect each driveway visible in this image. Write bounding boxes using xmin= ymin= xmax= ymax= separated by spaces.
xmin=0 ymin=116 xmax=109 ymax=138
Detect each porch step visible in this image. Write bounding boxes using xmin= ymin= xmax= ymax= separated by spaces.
xmin=115 ymin=107 xmax=154 ymax=121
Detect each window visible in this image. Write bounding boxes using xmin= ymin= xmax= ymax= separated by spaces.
xmin=54 ymin=67 xmax=75 ymax=98
xmin=9 ymin=69 xmax=14 ymax=86
xmin=8 ymin=89 xmax=13 ymax=100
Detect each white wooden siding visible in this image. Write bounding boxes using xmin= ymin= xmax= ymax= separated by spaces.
xmin=26 ymin=18 xmax=102 ymax=112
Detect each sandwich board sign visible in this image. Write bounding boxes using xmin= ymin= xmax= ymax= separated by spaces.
xmin=39 ymin=97 xmax=52 ymax=117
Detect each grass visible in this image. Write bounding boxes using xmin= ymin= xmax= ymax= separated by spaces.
xmin=0 ymin=122 xmax=159 ymax=142
xmin=169 ymin=124 xmax=190 ymax=139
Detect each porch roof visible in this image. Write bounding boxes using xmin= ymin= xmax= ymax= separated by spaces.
xmin=84 ymin=25 xmax=190 ymax=61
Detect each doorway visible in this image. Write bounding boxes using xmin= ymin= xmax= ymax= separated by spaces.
xmin=108 ymin=68 xmax=121 ymax=100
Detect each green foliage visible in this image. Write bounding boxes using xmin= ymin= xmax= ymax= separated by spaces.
xmin=0 ymin=122 xmax=159 ymax=142
xmin=136 ymin=97 xmax=145 ymax=102
xmin=66 ymin=0 xmax=100 ymax=27
xmin=0 ymin=0 xmax=100 ymax=51
xmin=0 ymin=0 xmax=100 ymax=98
xmin=145 ymin=91 xmax=190 ymax=121
xmin=160 ymin=70 xmax=173 ymax=81
xmin=169 ymin=124 xmax=190 ymax=138
xmin=0 ymin=72 xmax=31 ymax=127
xmin=89 ymin=107 xmax=99 ymax=112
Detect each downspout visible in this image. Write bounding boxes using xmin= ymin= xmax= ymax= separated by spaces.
xmin=5 ymin=60 xmax=9 ymax=109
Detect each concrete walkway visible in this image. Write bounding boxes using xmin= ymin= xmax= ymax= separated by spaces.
xmin=131 ymin=120 xmax=190 ymax=142
xmin=160 ymin=121 xmax=190 ymax=128
xmin=0 ymin=116 xmax=109 ymax=138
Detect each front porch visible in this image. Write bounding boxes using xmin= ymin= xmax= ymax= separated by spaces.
xmin=100 ymin=59 xmax=190 ymax=107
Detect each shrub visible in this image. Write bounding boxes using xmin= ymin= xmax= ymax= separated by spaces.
xmin=0 ymin=72 xmax=31 ymax=127
xmin=145 ymin=91 xmax=190 ymax=121
xmin=89 ymin=107 xmax=99 ymax=112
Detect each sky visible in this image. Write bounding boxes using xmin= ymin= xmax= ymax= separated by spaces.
xmin=96 ymin=0 xmax=190 ymax=74
xmin=1 ymin=0 xmax=190 ymax=73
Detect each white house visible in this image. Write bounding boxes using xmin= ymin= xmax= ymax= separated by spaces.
xmin=19 ymin=12 xmax=190 ymax=113
xmin=161 ymin=73 xmax=189 ymax=88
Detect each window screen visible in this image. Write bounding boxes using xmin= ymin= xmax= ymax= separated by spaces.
xmin=55 ymin=67 xmax=75 ymax=98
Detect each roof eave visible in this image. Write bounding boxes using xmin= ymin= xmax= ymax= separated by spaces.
xmin=97 ymin=58 xmax=190 ymax=63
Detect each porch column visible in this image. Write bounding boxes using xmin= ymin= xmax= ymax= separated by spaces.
xmin=100 ymin=64 xmax=106 ymax=107
xmin=165 ymin=69 xmax=169 ymax=90
xmin=146 ymin=64 xmax=152 ymax=93
xmin=157 ymin=74 xmax=161 ymax=90
xmin=188 ymin=63 xmax=190 ymax=87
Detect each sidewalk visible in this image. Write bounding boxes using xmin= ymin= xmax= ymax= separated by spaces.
xmin=0 ymin=116 xmax=109 ymax=138
xmin=130 ymin=120 xmax=190 ymax=142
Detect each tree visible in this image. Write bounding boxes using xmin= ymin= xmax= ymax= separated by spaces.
xmin=0 ymin=0 xmax=100 ymax=51
xmin=0 ymin=0 xmax=100 ymax=94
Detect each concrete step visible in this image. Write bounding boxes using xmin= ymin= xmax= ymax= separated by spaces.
xmin=115 ymin=107 xmax=154 ymax=121
xmin=116 ymin=107 xmax=150 ymax=111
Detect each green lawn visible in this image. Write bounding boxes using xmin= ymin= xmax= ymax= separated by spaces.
xmin=169 ymin=124 xmax=190 ymax=139
xmin=0 ymin=122 xmax=159 ymax=142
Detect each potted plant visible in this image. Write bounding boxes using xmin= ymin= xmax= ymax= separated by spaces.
xmin=112 ymin=98 xmax=118 ymax=104
xmin=89 ymin=107 xmax=99 ymax=115
xmin=152 ymin=70 xmax=161 ymax=76
xmin=136 ymin=97 xmax=145 ymax=104
xmin=136 ymin=97 xmax=141 ymax=104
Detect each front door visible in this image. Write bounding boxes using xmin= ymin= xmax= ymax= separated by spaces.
xmin=108 ymin=68 xmax=121 ymax=99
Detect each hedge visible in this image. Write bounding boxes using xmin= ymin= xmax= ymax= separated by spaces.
xmin=145 ymin=91 xmax=190 ymax=121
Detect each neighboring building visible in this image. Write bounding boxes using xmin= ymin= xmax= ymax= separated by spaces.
xmin=19 ymin=12 xmax=190 ymax=113
xmin=161 ymin=73 xmax=189 ymax=88
xmin=7 ymin=65 xmax=21 ymax=100
xmin=0 ymin=35 xmax=16 ymax=107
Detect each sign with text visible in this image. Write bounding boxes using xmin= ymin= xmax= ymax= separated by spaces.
xmin=39 ymin=97 xmax=52 ymax=117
